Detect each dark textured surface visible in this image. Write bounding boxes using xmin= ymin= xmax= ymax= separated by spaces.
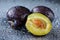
xmin=0 ymin=0 xmax=60 ymax=40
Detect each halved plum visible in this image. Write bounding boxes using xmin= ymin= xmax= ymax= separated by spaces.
xmin=25 ymin=12 xmax=52 ymax=36
xmin=32 ymin=6 xmax=55 ymax=22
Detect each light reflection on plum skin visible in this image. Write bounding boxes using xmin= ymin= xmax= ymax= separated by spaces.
xmin=32 ymin=6 xmax=55 ymax=22
xmin=7 ymin=6 xmax=31 ymax=30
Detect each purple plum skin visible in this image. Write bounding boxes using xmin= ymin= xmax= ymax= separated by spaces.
xmin=7 ymin=6 xmax=30 ymax=30
xmin=32 ymin=6 xmax=55 ymax=22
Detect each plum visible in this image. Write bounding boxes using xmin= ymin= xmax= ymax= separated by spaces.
xmin=32 ymin=6 xmax=55 ymax=22
xmin=25 ymin=13 xmax=52 ymax=36
xmin=7 ymin=6 xmax=30 ymax=30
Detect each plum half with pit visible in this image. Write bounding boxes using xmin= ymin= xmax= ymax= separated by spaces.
xmin=32 ymin=6 xmax=55 ymax=22
xmin=25 ymin=13 xmax=52 ymax=36
xmin=7 ymin=6 xmax=30 ymax=30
